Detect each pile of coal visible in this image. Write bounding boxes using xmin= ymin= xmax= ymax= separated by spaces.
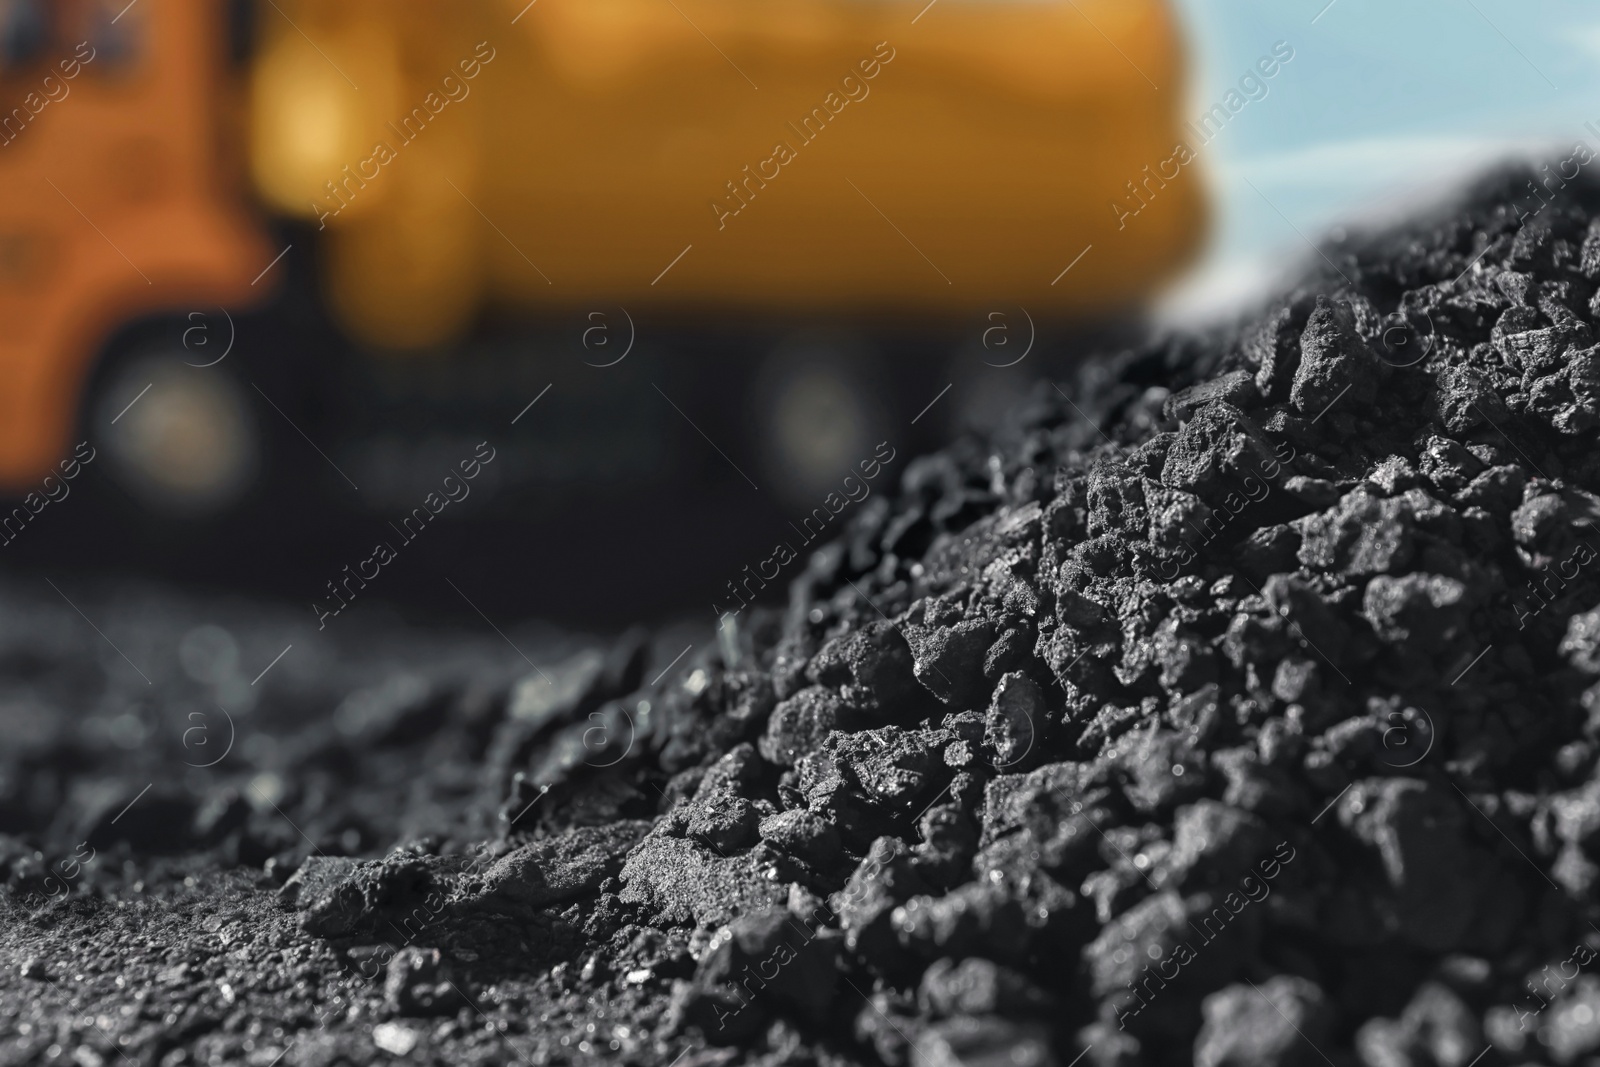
xmin=13 ymin=165 xmax=1600 ymax=1066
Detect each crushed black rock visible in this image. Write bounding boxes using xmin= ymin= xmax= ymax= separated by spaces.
xmin=10 ymin=167 xmax=1600 ymax=1066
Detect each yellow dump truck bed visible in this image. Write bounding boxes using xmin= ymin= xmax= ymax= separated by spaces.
xmin=253 ymin=0 xmax=1204 ymax=348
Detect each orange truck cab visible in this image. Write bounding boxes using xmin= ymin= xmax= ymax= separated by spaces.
xmin=0 ymin=0 xmax=1203 ymax=521
xmin=0 ymin=1 xmax=271 ymax=510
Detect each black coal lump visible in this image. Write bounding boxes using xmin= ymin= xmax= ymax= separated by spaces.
xmin=1193 ymin=977 xmax=1334 ymax=1067
xmin=671 ymin=906 xmax=841 ymax=1041
xmin=1290 ymin=295 xmax=1386 ymax=415
xmin=384 ymin=947 xmax=458 ymax=1016
xmin=756 ymin=808 xmax=841 ymax=869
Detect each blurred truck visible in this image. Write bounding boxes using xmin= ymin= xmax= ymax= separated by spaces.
xmin=0 ymin=0 xmax=1203 ymax=523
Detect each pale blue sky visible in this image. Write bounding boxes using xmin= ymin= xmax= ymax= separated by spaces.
xmin=1161 ymin=0 xmax=1599 ymax=317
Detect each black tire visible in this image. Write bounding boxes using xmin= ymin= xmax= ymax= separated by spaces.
xmin=748 ymin=332 xmax=894 ymax=509
xmin=74 ymin=310 xmax=330 ymax=563
xmin=91 ymin=341 xmax=264 ymax=521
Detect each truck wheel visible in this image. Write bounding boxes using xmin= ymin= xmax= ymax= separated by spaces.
xmin=751 ymin=335 xmax=886 ymax=507
xmin=92 ymin=346 xmax=263 ymax=520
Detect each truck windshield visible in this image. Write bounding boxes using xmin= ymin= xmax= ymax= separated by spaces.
xmin=84 ymin=0 xmax=139 ymax=70
xmin=0 ymin=0 xmax=47 ymax=75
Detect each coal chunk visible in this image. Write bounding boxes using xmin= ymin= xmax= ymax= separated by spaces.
xmin=1295 ymin=487 xmax=1416 ymax=577
xmin=984 ymin=672 xmax=1043 ymax=769
xmin=1336 ymin=779 xmax=1509 ymax=953
xmin=829 ymin=836 xmax=932 ymax=962
xmin=918 ymin=957 xmax=1051 ymax=1018
xmin=461 ymin=821 xmax=651 ymax=912
xmin=759 ymin=686 xmax=855 ymax=766
xmin=1362 ymin=573 xmax=1470 ymax=656
xmin=384 ymin=947 xmax=457 ymax=1017
xmin=917 ymin=1016 xmax=1057 ymax=1067
xmin=281 ymin=852 xmax=449 ymax=940
xmin=617 ymin=834 xmax=787 ymax=928
xmin=805 ymin=620 xmax=920 ymax=717
xmin=892 ymin=882 xmax=1030 ymax=964
xmin=908 ymin=619 xmax=997 ymax=709
xmin=692 ymin=907 xmax=840 ymax=1028
xmin=1165 ymin=370 xmax=1262 ymax=421
xmin=1290 ymin=296 xmax=1384 ymax=415
xmin=756 ymin=809 xmax=841 ymax=869
xmin=1163 ymin=801 xmax=1272 ymax=893
xmin=1354 ymin=981 xmax=1480 ymax=1067
xmin=1161 ymin=402 xmax=1280 ymax=501
xmin=1194 ymin=977 xmax=1334 ymax=1067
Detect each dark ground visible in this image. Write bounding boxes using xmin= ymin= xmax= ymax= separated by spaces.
xmin=11 ymin=166 xmax=1600 ymax=1067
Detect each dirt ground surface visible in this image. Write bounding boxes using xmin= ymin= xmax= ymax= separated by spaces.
xmin=11 ymin=168 xmax=1600 ymax=1067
